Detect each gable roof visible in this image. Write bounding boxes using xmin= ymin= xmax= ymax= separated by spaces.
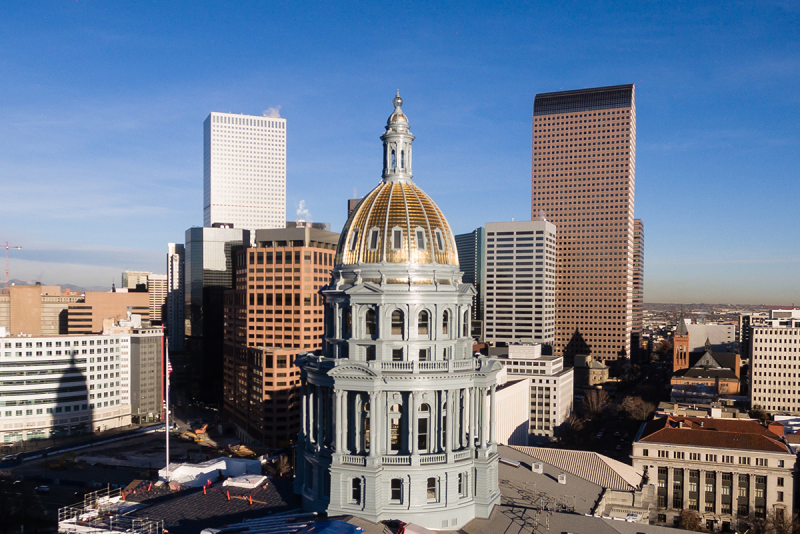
xmin=638 ymin=416 xmax=790 ymax=453
xmin=511 ymin=446 xmax=644 ymax=491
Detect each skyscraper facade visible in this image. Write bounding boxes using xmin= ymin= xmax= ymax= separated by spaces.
xmin=483 ymin=221 xmax=556 ymax=347
xmin=455 ymin=227 xmax=486 ymax=340
xmin=631 ymin=219 xmax=644 ymax=360
xmin=203 ymin=112 xmax=286 ymax=232
xmin=531 ymin=84 xmax=637 ymax=362
xmin=166 ymin=243 xmax=185 ymax=352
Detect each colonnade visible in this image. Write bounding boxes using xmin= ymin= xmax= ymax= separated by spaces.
xmin=301 ymin=380 xmax=497 ymax=458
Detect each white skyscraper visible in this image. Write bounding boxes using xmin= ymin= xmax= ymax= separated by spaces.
xmin=203 ymin=112 xmax=286 ymax=232
xmin=483 ymin=220 xmax=556 ymax=347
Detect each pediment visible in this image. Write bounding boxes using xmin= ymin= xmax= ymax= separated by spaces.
xmin=344 ymin=282 xmax=383 ymax=295
xmin=328 ymin=363 xmax=379 ymax=378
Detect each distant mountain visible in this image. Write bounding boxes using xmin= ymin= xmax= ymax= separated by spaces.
xmin=7 ymin=279 xmax=112 ymax=293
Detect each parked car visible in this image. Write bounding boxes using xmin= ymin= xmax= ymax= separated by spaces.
xmin=35 ymin=485 xmax=50 ymax=493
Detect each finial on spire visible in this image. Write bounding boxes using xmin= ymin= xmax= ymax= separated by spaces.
xmin=393 ymin=90 xmax=403 ymax=109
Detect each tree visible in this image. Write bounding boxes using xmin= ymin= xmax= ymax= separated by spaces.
xmin=678 ymin=509 xmax=702 ymax=532
xmin=620 ymin=396 xmax=656 ymax=421
xmin=553 ymin=414 xmax=585 ymax=449
xmin=749 ymin=406 xmax=770 ymax=424
xmin=581 ymin=389 xmax=610 ymax=418
xmin=654 ymin=340 xmax=672 ymax=361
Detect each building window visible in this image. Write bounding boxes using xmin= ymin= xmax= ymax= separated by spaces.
xmin=458 ymin=473 xmax=468 ymax=498
xmin=419 ymin=348 xmax=429 ymax=361
xmin=368 ymin=228 xmax=380 ymax=250
xmin=756 ymin=458 xmax=767 ymax=467
xmin=351 ymin=478 xmax=362 ymax=503
xmin=391 ymin=310 xmax=404 ymax=336
xmin=390 ymin=479 xmax=402 ymax=502
xmin=366 ymin=346 xmax=376 ymax=361
xmin=427 ymin=477 xmax=437 ymax=502
xmin=778 ymin=477 xmax=784 ymax=487
xmin=642 ymin=449 xmax=648 ymax=457
xmin=392 ymin=228 xmax=403 ymax=250
xmin=392 ymin=349 xmax=403 ymax=361
xmin=435 ymin=229 xmax=445 ymax=251
xmin=415 ymin=228 xmax=426 ymax=251
xmin=418 ymin=311 xmax=430 ymax=336
xmin=350 ymin=229 xmax=359 ymax=251
xmin=365 ymin=309 xmax=377 ymax=336
xmin=418 ymin=404 xmax=430 ymax=451
xmin=777 ymin=491 xmax=784 ymax=502
xmin=442 ymin=310 xmax=449 ymax=335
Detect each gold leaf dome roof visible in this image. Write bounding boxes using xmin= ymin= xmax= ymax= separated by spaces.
xmin=335 ymin=179 xmax=459 ymax=266
xmin=335 ymin=92 xmax=459 ymax=267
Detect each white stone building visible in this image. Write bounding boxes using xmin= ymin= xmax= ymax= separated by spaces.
xmin=749 ymin=311 xmax=800 ymax=415
xmin=295 ymin=94 xmax=503 ymax=530
xmin=0 ymin=323 xmax=164 ymax=442
xmin=632 ymin=416 xmax=796 ymax=531
xmin=497 ymin=343 xmax=573 ymax=438
xmin=203 ymin=112 xmax=286 ymax=233
xmin=166 ymin=243 xmax=185 ymax=352
xmin=483 ymin=220 xmax=556 ymax=347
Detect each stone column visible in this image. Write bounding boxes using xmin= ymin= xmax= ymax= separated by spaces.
xmin=334 ymin=389 xmax=343 ymax=453
xmin=308 ymin=385 xmax=315 ymax=444
xmin=460 ymin=389 xmax=467 ymax=449
xmin=409 ymin=391 xmax=417 ymax=455
xmin=316 ymin=386 xmax=324 ymax=448
xmin=479 ymin=387 xmax=487 ymax=450
xmin=368 ymin=391 xmax=377 ymax=457
xmin=489 ymin=384 xmax=497 ymax=445
xmin=445 ymin=390 xmax=453 ymax=454
xmin=301 ymin=379 xmax=307 ymax=441
xmin=469 ymin=387 xmax=476 ymax=450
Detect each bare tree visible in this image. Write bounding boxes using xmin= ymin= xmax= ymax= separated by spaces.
xmin=581 ymin=389 xmax=610 ymax=418
xmin=749 ymin=406 xmax=770 ymax=424
xmin=553 ymin=414 xmax=585 ymax=449
xmin=621 ymin=396 xmax=656 ymax=421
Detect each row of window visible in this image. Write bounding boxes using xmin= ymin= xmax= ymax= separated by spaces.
xmin=349 ymin=226 xmax=447 ymax=253
xmin=646 ymin=449 xmax=786 ymax=467
xmin=348 ymin=473 xmax=470 ymax=504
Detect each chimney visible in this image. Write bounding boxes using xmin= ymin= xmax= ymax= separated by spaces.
xmin=558 ymin=473 xmax=567 ymax=485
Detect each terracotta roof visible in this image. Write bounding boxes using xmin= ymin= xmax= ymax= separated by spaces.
xmin=511 ymin=446 xmax=644 ymax=491
xmin=638 ymin=416 xmax=790 ymax=453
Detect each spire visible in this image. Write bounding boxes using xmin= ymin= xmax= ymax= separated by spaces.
xmin=675 ymin=310 xmax=688 ymax=336
xmin=705 ymin=337 xmax=712 ymax=352
xmin=381 ymin=90 xmax=415 ymax=182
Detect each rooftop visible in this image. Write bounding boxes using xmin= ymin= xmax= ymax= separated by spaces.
xmin=637 ymin=416 xmax=791 ymax=453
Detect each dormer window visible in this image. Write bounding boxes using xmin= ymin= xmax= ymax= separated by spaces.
xmin=392 ymin=227 xmax=403 ymax=250
xmin=415 ymin=228 xmax=426 ymax=251
xmin=368 ymin=227 xmax=380 ymax=250
xmin=435 ymin=229 xmax=445 ymax=251
xmin=350 ymin=229 xmax=359 ymax=251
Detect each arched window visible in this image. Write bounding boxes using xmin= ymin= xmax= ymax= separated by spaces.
xmin=442 ymin=310 xmax=449 ymax=335
xmin=463 ymin=311 xmax=469 ymax=337
xmin=343 ymin=308 xmax=352 ymax=338
xmin=400 ymin=150 xmax=405 ymax=168
xmin=427 ymin=477 xmax=437 ymax=501
xmin=391 ymin=310 xmax=404 ymax=336
xmin=390 ymin=403 xmax=402 ymax=451
xmin=391 ymin=150 xmax=396 ymax=169
xmin=418 ymin=403 xmax=430 ymax=451
xmin=365 ymin=309 xmax=377 ymax=336
xmin=418 ymin=310 xmax=429 ymax=336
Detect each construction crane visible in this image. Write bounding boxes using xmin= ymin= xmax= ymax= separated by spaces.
xmin=3 ymin=242 xmax=22 ymax=289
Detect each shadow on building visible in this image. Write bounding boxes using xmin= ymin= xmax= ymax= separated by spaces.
xmin=563 ymin=328 xmax=591 ymax=367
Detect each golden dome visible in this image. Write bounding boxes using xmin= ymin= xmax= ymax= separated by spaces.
xmin=335 ymin=180 xmax=459 ymax=266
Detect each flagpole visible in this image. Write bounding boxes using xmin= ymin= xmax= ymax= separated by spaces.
xmin=165 ymin=339 xmax=170 ymax=482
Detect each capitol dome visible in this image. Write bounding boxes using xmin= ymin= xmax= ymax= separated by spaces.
xmin=335 ymin=92 xmax=459 ymax=267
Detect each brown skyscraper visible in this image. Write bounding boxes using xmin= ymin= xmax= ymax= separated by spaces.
xmin=531 ymin=84 xmax=637 ymax=361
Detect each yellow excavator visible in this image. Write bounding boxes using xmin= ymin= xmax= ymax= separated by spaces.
xmin=50 ymin=451 xmax=76 ymax=470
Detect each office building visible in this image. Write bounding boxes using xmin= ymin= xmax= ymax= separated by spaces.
xmin=0 ymin=284 xmax=82 ymax=336
xmin=749 ymin=310 xmax=800 ymax=415
xmin=496 ymin=344 xmax=573 ymax=438
xmin=455 ymin=227 xmax=486 ymax=340
xmin=532 ymin=84 xmax=637 ymax=361
xmin=222 ymin=226 xmax=338 ymax=445
xmin=147 ymin=274 xmax=167 ymax=323
xmin=67 ymin=291 xmax=150 ymax=334
xmin=295 ymin=94 xmax=502 ymax=529
xmin=483 ymin=220 xmax=556 ymax=347
xmin=203 ymin=112 xmax=286 ymax=232
xmin=633 ymin=416 xmax=795 ymax=530
xmin=632 ymin=219 xmax=644 ymax=359
xmin=0 ymin=322 xmax=163 ymax=442
xmin=184 ymin=226 xmax=250 ymax=401
xmin=166 ymin=243 xmax=185 ymax=352
xmin=121 ymin=271 xmax=151 ymax=290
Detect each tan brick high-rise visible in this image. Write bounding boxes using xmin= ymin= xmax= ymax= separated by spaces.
xmin=531 ymin=84 xmax=637 ymax=362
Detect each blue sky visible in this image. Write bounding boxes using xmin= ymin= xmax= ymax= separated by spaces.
xmin=1 ymin=1 xmax=798 ymax=303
